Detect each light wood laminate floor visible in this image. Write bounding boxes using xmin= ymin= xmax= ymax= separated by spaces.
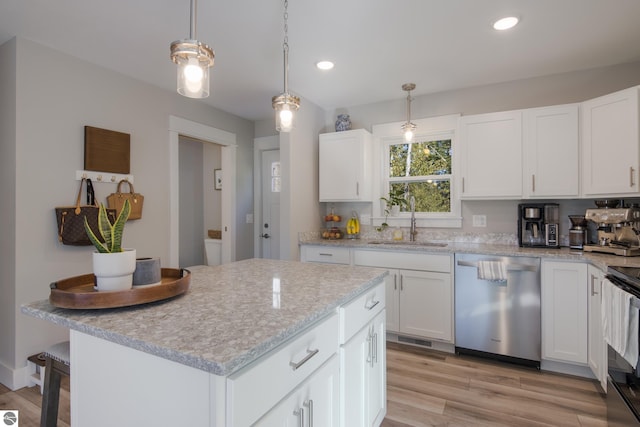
xmin=0 ymin=343 xmax=608 ymax=426
xmin=383 ymin=342 xmax=608 ymax=426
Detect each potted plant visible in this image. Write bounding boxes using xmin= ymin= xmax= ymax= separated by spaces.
xmin=376 ymin=187 xmax=408 ymax=231
xmin=83 ymin=199 xmax=135 ymax=291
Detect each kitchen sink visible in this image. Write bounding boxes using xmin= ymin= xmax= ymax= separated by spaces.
xmin=366 ymin=240 xmax=447 ymax=247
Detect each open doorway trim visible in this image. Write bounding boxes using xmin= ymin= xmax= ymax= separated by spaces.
xmin=169 ymin=116 xmax=237 ymax=267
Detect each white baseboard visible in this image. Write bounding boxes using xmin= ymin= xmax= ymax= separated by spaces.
xmin=541 ymin=359 xmax=594 ymax=379
xmin=0 ymin=360 xmax=31 ymax=391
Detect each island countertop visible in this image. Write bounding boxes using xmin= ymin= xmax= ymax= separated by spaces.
xmin=22 ymin=258 xmax=388 ymax=376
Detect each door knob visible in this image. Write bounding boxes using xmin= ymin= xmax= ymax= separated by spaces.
xmin=261 ymin=233 xmax=271 ymax=239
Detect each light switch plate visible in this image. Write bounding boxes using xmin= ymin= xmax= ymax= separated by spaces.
xmin=246 ymin=214 xmax=253 ymax=224
xmin=472 ymin=215 xmax=487 ymax=227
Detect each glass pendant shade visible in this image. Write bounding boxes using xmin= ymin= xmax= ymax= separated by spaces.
xmin=171 ymin=40 xmax=214 ymax=98
xmin=272 ymin=93 xmax=300 ymax=132
xmin=169 ymin=0 xmax=214 ymax=99
xmin=401 ymin=83 xmax=416 ymax=142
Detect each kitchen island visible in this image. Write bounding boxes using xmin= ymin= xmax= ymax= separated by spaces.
xmin=22 ymin=258 xmax=388 ymax=426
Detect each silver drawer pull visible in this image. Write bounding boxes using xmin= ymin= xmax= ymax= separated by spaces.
xmin=365 ymin=300 xmax=380 ymax=311
xmin=293 ymin=408 xmax=304 ymax=427
xmin=304 ymin=400 xmax=314 ymax=427
xmin=289 ymin=349 xmax=319 ymax=371
xmin=318 ymin=253 xmax=333 ymax=257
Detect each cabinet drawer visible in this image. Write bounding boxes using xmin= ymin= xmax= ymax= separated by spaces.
xmin=340 ymin=281 xmax=386 ymax=344
xmin=301 ymin=245 xmax=351 ymax=264
xmin=227 ymin=313 xmax=339 ymax=426
xmin=353 ymin=249 xmax=451 ymax=273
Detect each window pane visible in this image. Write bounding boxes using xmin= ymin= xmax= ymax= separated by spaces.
xmin=391 ymin=180 xmax=451 ymax=213
xmin=389 ymin=140 xmax=452 ymax=178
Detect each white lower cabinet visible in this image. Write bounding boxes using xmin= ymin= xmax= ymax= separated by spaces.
xmin=339 ymin=281 xmax=386 ymax=427
xmin=541 ymin=261 xmax=588 ymax=364
xmin=354 ymin=250 xmax=453 ymax=343
xmin=341 ymin=310 xmax=386 ymax=427
xmin=256 ymin=355 xmax=340 ymax=426
xmin=587 ymin=265 xmax=607 ymax=391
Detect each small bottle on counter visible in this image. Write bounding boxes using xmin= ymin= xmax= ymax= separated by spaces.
xmin=392 ymin=227 xmax=403 ymax=241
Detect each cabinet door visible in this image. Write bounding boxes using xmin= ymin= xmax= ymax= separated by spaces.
xmin=319 ymin=129 xmax=372 ymax=202
xmin=258 ymin=356 xmax=340 ymax=427
xmin=582 ymin=86 xmax=640 ymax=196
xmin=367 ymin=310 xmax=387 ymax=427
xmin=399 ymin=269 xmax=453 ymax=342
xmin=385 ymin=271 xmax=400 ymax=333
xmin=523 ymin=104 xmax=579 ymax=198
xmin=458 ymin=111 xmax=523 ymax=199
xmin=541 ymin=261 xmax=588 ymax=364
xmin=341 ymin=311 xmax=386 ymax=427
xmin=588 ymin=265 xmax=607 ymax=391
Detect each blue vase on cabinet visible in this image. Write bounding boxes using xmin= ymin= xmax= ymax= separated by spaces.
xmin=335 ymin=114 xmax=352 ymax=132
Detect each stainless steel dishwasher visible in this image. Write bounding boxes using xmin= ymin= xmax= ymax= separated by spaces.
xmin=455 ymin=253 xmax=541 ymax=367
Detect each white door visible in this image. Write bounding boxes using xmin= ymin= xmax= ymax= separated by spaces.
xmin=261 ymin=149 xmax=281 ymax=259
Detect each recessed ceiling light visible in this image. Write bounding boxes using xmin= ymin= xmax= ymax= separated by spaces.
xmin=316 ymin=61 xmax=334 ymax=70
xmin=493 ymin=16 xmax=519 ymax=31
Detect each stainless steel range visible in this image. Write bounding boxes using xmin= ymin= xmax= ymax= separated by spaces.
xmin=584 ymin=207 xmax=640 ymax=256
xmin=605 ymin=266 xmax=640 ymax=425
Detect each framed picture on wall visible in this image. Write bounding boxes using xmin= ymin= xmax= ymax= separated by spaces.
xmin=214 ymin=169 xmax=222 ymax=190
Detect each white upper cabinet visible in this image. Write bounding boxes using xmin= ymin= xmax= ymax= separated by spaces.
xmin=319 ymin=129 xmax=373 ymax=202
xmin=523 ymin=104 xmax=580 ymax=198
xmin=458 ymin=110 xmax=523 ymax=199
xmin=582 ymin=86 xmax=640 ymax=196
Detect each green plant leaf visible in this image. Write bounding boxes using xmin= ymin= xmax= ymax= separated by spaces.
xmin=111 ymin=199 xmax=131 ymax=252
xmin=83 ymin=216 xmax=109 ymax=253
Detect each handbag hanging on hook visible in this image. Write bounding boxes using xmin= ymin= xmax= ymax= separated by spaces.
xmin=107 ymin=180 xmax=144 ymax=220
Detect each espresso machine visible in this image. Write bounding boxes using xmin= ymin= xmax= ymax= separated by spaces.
xmin=584 ymin=204 xmax=640 ymax=256
xmin=518 ymin=203 xmax=560 ymax=248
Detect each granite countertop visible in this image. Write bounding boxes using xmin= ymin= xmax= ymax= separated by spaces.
xmin=299 ymin=237 xmax=640 ymax=271
xmin=21 ymin=258 xmax=388 ymax=376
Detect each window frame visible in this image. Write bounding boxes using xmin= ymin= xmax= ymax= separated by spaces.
xmin=372 ymin=114 xmax=462 ymax=228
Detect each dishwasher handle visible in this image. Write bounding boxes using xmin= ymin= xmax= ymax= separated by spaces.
xmin=456 ymin=260 xmax=538 ymax=272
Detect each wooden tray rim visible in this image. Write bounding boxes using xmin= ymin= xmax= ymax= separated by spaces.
xmin=49 ymin=268 xmax=190 ymax=309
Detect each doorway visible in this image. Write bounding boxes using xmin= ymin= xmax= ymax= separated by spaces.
xmin=178 ymin=136 xmax=222 ymax=267
xmin=169 ymin=116 xmax=237 ymax=267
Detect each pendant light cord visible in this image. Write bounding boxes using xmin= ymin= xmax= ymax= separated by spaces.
xmin=282 ymin=0 xmax=290 ymax=94
xmin=190 ymin=0 xmax=197 ymax=40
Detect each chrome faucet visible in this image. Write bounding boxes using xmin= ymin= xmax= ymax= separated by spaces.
xmin=410 ymin=196 xmax=417 ymax=241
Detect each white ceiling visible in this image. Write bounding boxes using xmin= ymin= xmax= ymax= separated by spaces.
xmin=3 ymin=0 xmax=640 ymax=122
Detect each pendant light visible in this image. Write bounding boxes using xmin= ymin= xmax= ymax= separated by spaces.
xmin=401 ymin=83 xmax=416 ymax=142
xmin=272 ymin=0 xmax=300 ymax=132
xmin=170 ymin=0 xmax=215 ymax=98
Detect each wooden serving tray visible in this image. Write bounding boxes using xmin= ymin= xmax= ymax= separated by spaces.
xmin=49 ymin=268 xmax=190 ymax=309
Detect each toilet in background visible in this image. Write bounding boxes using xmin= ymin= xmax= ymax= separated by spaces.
xmin=204 ymin=238 xmax=222 ymax=266
xmin=186 ymin=238 xmax=222 ymax=271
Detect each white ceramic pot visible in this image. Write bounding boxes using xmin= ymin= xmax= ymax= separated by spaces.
xmin=93 ymin=249 xmax=137 ymax=291
xmin=390 ymin=205 xmax=401 ymax=216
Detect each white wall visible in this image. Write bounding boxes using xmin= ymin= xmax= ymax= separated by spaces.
xmin=0 ymin=38 xmax=17 ymax=384
xmin=280 ymin=99 xmax=326 ymax=260
xmin=203 ymin=142 xmax=222 ymax=235
xmin=1 ymin=37 xmax=255 ymax=389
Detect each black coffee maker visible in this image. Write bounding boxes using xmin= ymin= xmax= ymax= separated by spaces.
xmin=518 ymin=203 xmax=560 ymax=248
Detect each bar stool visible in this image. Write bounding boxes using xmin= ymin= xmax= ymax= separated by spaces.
xmin=40 ymin=341 xmax=70 ymax=427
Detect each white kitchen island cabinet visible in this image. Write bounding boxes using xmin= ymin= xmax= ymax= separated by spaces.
xmin=458 ymin=110 xmax=523 ymax=199
xmin=319 ymin=129 xmax=373 ymax=202
xmin=541 ymin=260 xmax=588 ymax=365
xmin=22 ymin=259 xmax=388 ymax=427
xmin=582 ymin=85 xmax=640 ymax=197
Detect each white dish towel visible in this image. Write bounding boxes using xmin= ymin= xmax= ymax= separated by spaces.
xmin=602 ymin=278 xmax=639 ymax=368
xmin=477 ymin=261 xmax=507 ymax=282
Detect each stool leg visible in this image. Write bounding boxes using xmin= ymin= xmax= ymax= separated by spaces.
xmin=40 ymin=357 xmax=62 ymax=427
